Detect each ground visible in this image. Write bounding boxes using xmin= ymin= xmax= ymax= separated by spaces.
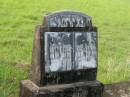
xmin=104 ymin=81 xmax=130 ymax=97
xmin=0 ymin=0 xmax=130 ymax=97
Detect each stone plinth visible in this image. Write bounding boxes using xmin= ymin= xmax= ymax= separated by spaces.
xmin=20 ymin=80 xmax=104 ymax=97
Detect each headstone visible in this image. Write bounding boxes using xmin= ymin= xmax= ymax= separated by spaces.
xmin=19 ymin=11 xmax=104 ymax=97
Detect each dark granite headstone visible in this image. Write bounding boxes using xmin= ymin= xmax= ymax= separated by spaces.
xmin=19 ymin=11 xmax=104 ymax=97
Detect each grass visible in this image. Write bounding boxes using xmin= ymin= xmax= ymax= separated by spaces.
xmin=0 ymin=0 xmax=130 ymax=97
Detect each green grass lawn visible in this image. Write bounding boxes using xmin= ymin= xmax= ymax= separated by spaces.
xmin=0 ymin=0 xmax=130 ymax=97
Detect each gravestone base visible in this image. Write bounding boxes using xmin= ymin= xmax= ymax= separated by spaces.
xmin=20 ymin=80 xmax=104 ymax=97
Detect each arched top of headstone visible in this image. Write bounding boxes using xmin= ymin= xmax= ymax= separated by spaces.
xmin=44 ymin=11 xmax=92 ymax=27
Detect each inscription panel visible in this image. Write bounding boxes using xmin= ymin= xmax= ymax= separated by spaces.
xmin=75 ymin=32 xmax=97 ymax=69
xmin=45 ymin=32 xmax=73 ymax=72
xmin=44 ymin=32 xmax=97 ymax=72
xmin=48 ymin=15 xmax=91 ymax=27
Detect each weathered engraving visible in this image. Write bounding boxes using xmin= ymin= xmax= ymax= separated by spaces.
xmin=45 ymin=32 xmax=97 ymax=72
xmin=75 ymin=32 xmax=97 ymax=69
xmin=49 ymin=15 xmax=91 ymax=27
xmin=45 ymin=32 xmax=73 ymax=72
xmin=47 ymin=12 xmax=92 ymax=27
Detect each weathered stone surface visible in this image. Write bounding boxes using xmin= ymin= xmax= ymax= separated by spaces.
xmin=43 ymin=68 xmax=97 ymax=85
xmin=20 ymin=80 xmax=130 ymax=97
xmin=20 ymin=80 xmax=104 ymax=97
xmin=30 ymin=26 xmax=46 ymax=86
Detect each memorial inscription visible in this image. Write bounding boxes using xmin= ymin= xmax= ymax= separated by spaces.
xmin=44 ymin=31 xmax=97 ymax=72
xmin=45 ymin=32 xmax=72 ymax=72
xmin=48 ymin=15 xmax=92 ymax=27
xmin=45 ymin=12 xmax=92 ymax=27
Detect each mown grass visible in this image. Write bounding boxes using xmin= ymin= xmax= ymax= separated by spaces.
xmin=0 ymin=0 xmax=130 ymax=97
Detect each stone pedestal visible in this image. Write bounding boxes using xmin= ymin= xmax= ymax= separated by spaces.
xmin=20 ymin=80 xmax=104 ymax=97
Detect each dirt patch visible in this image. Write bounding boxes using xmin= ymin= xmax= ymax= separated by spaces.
xmin=103 ymin=81 xmax=130 ymax=97
xmin=16 ymin=64 xmax=30 ymax=70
